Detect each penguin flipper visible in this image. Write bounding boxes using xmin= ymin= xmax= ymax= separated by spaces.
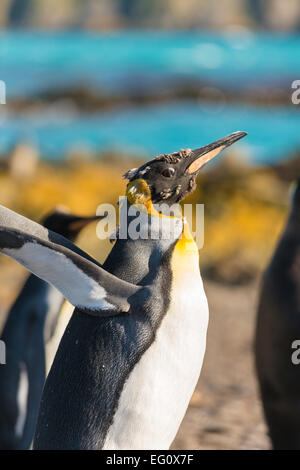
xmin=0 ymin=204 xmax=102 ymax=267
xmin=0 ymin=208 xmax=141 ymax=316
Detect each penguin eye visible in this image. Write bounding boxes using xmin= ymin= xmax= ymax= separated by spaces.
xmin=162 ymin=168 xmax=175 ymax=178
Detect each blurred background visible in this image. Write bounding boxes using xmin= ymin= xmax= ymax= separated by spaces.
xmin=0 ymin=0 xmax=300 ymax=450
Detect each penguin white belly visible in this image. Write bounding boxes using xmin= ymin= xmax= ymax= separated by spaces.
xmin=45 ymin=301 xmax=74 ymax=375
xmin=103 ymin=271 xmax=208 ymax=450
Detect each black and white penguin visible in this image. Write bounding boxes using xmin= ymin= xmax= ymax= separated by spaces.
xmin=0 ymin=207 xmax=100 ymax=450
xmin=0 ymin=131 xmax=247 ymax=450
xmin=255 ymin=178 xmax=300 ymax=449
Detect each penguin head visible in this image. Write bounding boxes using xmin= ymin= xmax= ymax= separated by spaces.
xmin=124 ymin=132 xmax=247 ymax=208
xmin=41 ymin=206 xmax=101 ymax=241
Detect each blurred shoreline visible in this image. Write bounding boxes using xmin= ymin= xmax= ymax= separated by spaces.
xmin=8 ymin=82 xmax=294 ymax=113
xmin=1 ymin=100 xmax=300 ymax=164
xmin=2 ymin=29 xmax=300 ymax=163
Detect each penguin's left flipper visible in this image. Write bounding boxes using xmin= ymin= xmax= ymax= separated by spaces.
xmin=0 ymin=227 xmax=143 ymax=316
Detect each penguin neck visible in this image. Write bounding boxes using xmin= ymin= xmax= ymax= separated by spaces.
xmin=104 ymin=202 xmax=185 ymax=284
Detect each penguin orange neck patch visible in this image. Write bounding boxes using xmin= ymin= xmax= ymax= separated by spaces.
xmin=176 ymin=220 xmax=198 ymax=255
xmin=126 ymin=179 xmax=152 ymax=210
xmin=125 ymin=178 xmax=199 ymax=249
xmin=126 ymin=180 xmax=197 ymax=248
xmin=126 ymin=178 xmax=178 ymax=219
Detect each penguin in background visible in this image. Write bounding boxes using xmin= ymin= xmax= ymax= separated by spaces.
xmin=0 ymin=132 xmax=247 ymax=450
xmin=255 ymin=178 xmax=300 ymax=449
xmin=0 ymin=207 xmax=101 ymax=450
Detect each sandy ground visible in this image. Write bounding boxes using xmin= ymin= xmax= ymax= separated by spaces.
xmin=0 ymin=259 xmax=270 ymax=450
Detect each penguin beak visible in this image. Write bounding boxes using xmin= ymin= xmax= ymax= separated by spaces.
xmin=185 ymin=131 xmax=247 ymax=175
xmin=68 ymin=215 xmax=103 ymax=233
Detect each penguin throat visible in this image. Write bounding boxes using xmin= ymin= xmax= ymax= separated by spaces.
xmin=125 ymin=178 xmax=182 ymax=220
xmin=126 ymin=179 xmax=152 ymax=211
xmin=123 ymin=178 xmax=186 ymax=243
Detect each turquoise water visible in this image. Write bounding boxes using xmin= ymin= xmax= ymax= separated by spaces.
xmin=0 ymin=30 xmax=300 ymax=164
xmin=0 ymin=102 xmax=299 ymax=164
xmin=1 ymin=30 xmax=300 ymax=97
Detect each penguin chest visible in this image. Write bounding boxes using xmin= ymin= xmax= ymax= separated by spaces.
xmin=103 ymin=245 xmax=208 ymax=450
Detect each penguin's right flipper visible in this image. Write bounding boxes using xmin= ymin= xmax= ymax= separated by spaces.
xmin=0 ymin=206 xmax=143 ymax=316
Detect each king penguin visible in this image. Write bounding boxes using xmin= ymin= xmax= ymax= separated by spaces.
xmin=255 ymin=178 xmax=300 ymax=449
xmin=0 ymin=131 xmax=247 ymax=450
xmin=0 ymin=207 xmax=101 ymax=450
